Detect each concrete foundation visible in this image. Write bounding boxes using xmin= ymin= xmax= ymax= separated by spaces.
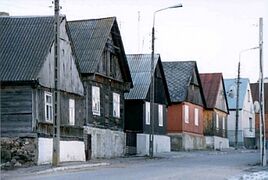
xmin=84 ymin=127 xmax=125 ymax=159
xmin=37 ymin=138 xmax=85 ymax=165
xmin=205 ymin=136 xmax=229 ymax=150
xmin=136 ymin=134 xmax=170 ymax=155
xmin=169 ymin=133 xmax=205 ymax=151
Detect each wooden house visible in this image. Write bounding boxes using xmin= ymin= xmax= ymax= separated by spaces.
xmin=200 ymin=73 xmax=229 ymax=150
xmin=0 ymin=16 xmax=85 ymax=166
xmin=68 ymin=17 xmax=133 ymax=159
xmin=162 ymin=61 xmax=206 ymax=151
xmin=250 ymin=82 xmax=268 ymax=149
xmin=124 ymin=54 xmax=171 ymax=155
xmin=224 ymin=78 xmax=255 ymax=148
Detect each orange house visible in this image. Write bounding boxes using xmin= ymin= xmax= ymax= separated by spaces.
xmin=163 ymin=61 xmax=206 ymax=150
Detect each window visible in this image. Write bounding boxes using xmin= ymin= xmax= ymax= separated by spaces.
xmin=158 ymin=105 xmax=163 ymax=127
xmin=194 ymin=108 xmax=199 ymax=126
xmin=222 ymin=117 xmax=225 ymax=130
xmin=69 ymin=99 xmax=75 ymax=125
xmin=145 ymin=102 xmax=150 ymax=125
xmin=216 ymin=114 xmax=219 ymax=129
xmin=45 ymin=92 xmax=53 ymax=122
xmin=184 ymin=105 xmax=189 ymax=123
xmin=113 ymin=93 xmax=120 ymax=118
xmin=92 ymin=86 xmax=100 ymax=116
xmin=249 ymin=117 xmax=252 ymax=132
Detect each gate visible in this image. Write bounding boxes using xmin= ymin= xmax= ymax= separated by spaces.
xmin=126 ymin=132 xmax=137 ymax=155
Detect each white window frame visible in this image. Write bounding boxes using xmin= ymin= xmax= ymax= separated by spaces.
xmin=69 ymin=99 xmax=75 ymax=125
xmin=113 ymin=92 xmax=120 ymax=118
xmin=184 ymin=105 xmax=189 ymax=123
xmin=216 ymin=113 xmax=219 ymax=129
xmin=194 ymin=108 xmax=199 ymax=126
xmin=45 ymin=92 xmax=53 ymax=122
xmin=92 ymin=86 xmax=100 ymax=116
xmin=145 ymin=102 xmax=150 ymax=125
xmin=158 ymin=104 xmax=163 ymax=127
xmin=222 ymin=117 xmax=225 ymax=130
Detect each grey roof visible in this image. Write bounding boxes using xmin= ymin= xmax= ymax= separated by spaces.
xmin=0 ymin=16 xmax=55 ymax=81
xmin=162 ymin=61 xmax=196 ymax=102
xmin=68 ymin=17 xmax=132 ymax=85
xmin=125 ymin=54 xmax=159 ymax=100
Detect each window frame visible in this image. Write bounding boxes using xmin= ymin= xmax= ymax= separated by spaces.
xmin=216 ymin=113 xmax=219 ymax=129
xmin=222 ymin=116 xmax=225 ymax=130
xmin=158 ymin=104 xmax=163 ymax=127
xmin=92 ymin=86 xmax=100 ymax=116
xmin=184 ymin=105 xmax=189 ymax=124
xmin=69 ymin=99 xmax=75 ymax=125
xmin=194 ymin=108 xmax=199 ymax=126
xmin=44 ymin=92 xmax=53 ymax=122
xmin=113 ymin=92 xmax=120 ymax=118
xmin=145 ymin=102 xmax=150 ymax=125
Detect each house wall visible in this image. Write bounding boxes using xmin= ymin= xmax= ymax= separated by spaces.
xmin=136 ymin=133 xmax=170 ymax=155
xmin=167 ymin=102 xmax=203 ymax=135
xmin=83 ymin=127 xmax=125 ymax=158
xmin=1 ymin=86 xmax=34 ymax=137
xmin=124 ymin=100 xmax=143 ymax=132
xmin=37 ymin=19 xmax=84 ymax=96
xmin=205 ymin=136 xmax=229 ymax=150
xmin=37 ymin=138 xmax=85 ymax=165
xmin=227 ymin=110 xmax=244 ymax=146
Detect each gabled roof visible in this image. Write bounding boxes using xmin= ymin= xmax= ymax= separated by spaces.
xmin=162 ymin=61 xmax=205 ymax=104
xmin=224 ymin=78 xmax=250 ymax=109
xmin=68 ymin=17 xmax=132 ymax=84
xmin=125 ymin=54 xmax=169 ymax=101
xmin=250 ymin=82 xmax=268 ymax=113
xmin=200 ymin=73 xmax=227 ymax=109
xmin=0 ymin=16 xmax=56 ymax=82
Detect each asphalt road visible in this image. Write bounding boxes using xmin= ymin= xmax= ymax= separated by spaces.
xmin=2 ymin=150 xmax=268 ymax=180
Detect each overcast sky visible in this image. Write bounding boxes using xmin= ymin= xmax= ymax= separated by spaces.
xmin=1 ymin=0 xmax=267 ymax=83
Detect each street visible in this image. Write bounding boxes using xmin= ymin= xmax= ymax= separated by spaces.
xmin=2 ymin=149 xmax=268 ymax=180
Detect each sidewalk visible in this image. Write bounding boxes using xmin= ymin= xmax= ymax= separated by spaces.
xmin=1 ymin=160 xmax=110 ymax=179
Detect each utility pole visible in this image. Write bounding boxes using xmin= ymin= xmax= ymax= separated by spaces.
xmin=235 ymin=61 xmax=240 ymax=150
xmin=52 ymin=0 xmax=61 ymax=167
xmin=259 ymin=17 xmax=266 ymax=166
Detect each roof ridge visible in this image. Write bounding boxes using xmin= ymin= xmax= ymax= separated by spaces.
xmin=68 ymin=16 xmax=116 ymax=23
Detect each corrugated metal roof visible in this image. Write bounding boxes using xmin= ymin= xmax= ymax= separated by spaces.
xmin=224 ymin=78 xmax=250 ymax=109
xmin=125 ymin=54 xmax=159 ymax=100
xmin=68 ymin=17 xmax=115 ymax=74
xmin=250 ymin=83 xmax=268 ymax=113
xmin=162 ymin=61 xmax=196 ymax=103
xmin=0 ymin=16 xmax=55 ymax=81
xmin=200 ymin=73 xmax=222 ymax=109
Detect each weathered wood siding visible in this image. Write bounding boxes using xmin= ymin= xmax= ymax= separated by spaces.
xmin=84 ymin=75 xmax=126 ymax=131
xmin=37 ymin=19 xmax=84 ymax=96
xmin=215 ymin=79 xmax=228 ymax=113
xmin=1 ymin=86 xmax=33 ymax=136
xmin=186 ymin=70 xmax=204 ymax=106
xmin=124 ymin=100 xmax=143 ymax=133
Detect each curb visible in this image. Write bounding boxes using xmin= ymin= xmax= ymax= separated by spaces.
xmin=35 ymin=162 xmax=110 ymax=175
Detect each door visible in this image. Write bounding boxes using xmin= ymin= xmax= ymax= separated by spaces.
xmin=86 ymin=134 xmax=92 ymax=160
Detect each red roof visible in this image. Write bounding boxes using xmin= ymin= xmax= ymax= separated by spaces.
xmin=200 ymin=73 xmax=223 ymax=109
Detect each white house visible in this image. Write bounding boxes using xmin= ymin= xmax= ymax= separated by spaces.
xmin=224 ymin=78 xmax=255 ymax=148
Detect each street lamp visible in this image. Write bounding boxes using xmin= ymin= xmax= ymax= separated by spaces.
xmin=149 ymin=3 xmax=183 ymax=158
xmin=235 ymin=46 xmax=259 ymax=150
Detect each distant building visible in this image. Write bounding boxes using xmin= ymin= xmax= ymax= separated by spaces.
xmin=163 ymin=61 xmax=206 ymax=151
xmin=224 ymin=78 xmax=255 ymax=148
xmin=200 ymin=73 xmax=229 ymax=150
xmin=0 ymin=12 xmax=9 ymax=16
xmin=250 ymin=82 xmax=268 ymax=149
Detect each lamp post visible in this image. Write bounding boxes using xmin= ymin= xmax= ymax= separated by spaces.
xmin=235 ymin=46 xmax=259 ymax=149
xmin=149 ymin=3 xmax=183 ymax=158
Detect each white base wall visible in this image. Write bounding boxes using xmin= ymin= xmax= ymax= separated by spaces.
xmin=84 ymin=127 xmax=125 ymax=159
xmin=37 ymin=138 xmax=86 ymax=165
xmin=205 ymin=136 xmax=229 ymax=150
xmin=136 ymin=134 xmax=170 ymax=156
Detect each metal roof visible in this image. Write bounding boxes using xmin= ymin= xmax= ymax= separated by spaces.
xmin=162 ymin=61 xmax=196 ymax=103
xmin=200 ymin=73 xmax=223 ymax=109
xmin=224 ymin=78 xmax=250 ymax=109
xmin=125 ymin=54 xmax=159 ymax=100
xmin=0 ymin=16 xmax=55 ymax=81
